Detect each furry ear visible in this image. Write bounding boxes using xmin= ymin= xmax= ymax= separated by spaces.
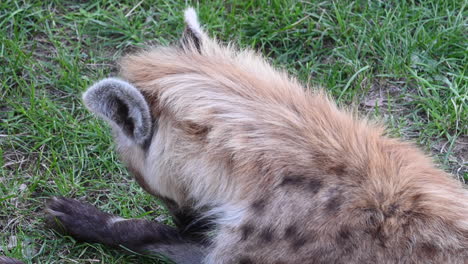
xmin=181 ymin=7 xmax=205 ymax=52
xmin=82 ymin=78 xmax=152 ymax=145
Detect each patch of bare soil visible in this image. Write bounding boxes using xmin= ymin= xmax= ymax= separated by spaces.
xmin=432 ymin=135 xmax=468 ymax=183
xmin=359 ymin=77 xmax=414 ymax=114
xmin=361 ymin=78 xmax=466 ymax=184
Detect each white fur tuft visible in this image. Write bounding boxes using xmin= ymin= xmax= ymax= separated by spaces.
xmin=184 ymin=7 xmax=202 ymax=35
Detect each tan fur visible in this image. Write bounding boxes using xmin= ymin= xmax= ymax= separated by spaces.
xmin=112 ymin=13 xmax=468 ymax=264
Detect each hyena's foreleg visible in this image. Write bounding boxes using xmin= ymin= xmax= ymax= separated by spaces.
xmin=45 ymin=197 xmax=207 ymax=264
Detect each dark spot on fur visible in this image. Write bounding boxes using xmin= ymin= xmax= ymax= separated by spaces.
xmin=363 ymin=208 xmax=382 ymax=228
xmin=333 ymin=226 xmax=358 ymax=256
xmin=419 ymin=242 xmax=438 ymax=258
xmin=336 ymin=226 xmax=352 ymax=245
xmin=290 ymin=235 xmax=308 ymax=252
xmin=240 ymin=224 xmax=254 ymax=241
xmin=325 ymin=187 xmax=344 ymax=213
xmin=388 ymin=203 xmax=399 ymax=214
xmin=307 ymin=178 xmax=323 ymax=195
xmin=279 ymin=175 xmax=306 ymax=186
xmin=329 ymin=163 xmax=346 ymax=176
xmin=384 ymin=203 xmax=399 ymax=218
xmin=183 ymin=121 xmax=210 ymax=137
xmin=238 ymin=257 xmax=254 ymax=264
xmin=251 ymin=198 xmax=267 ymax=214
xmin=279 ymin=175 xmax=323 ymax=196
xmin=284 ymin=224 xmax=298 ymax=239
xmin=259 ymin=227 xmax=274 ymax=242
xmin=370 ymin=224 xmax=387 ymax=248
xmin=284 ymin=225 xmax=314 ymax=252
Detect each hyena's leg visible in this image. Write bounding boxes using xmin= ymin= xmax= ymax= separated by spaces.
xmin=45 ymin=197 xmax=207 ymax=264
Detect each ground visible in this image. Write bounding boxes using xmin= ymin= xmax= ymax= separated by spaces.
xmin=0 ymin=1 xmax=466 ymax=263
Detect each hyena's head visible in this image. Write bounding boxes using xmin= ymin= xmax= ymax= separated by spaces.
xmin=82 ymin=8 xmax=242 ymax=207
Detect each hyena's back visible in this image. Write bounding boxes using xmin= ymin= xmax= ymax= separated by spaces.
xmin=115 ymin=10 xmax=468 ymax=264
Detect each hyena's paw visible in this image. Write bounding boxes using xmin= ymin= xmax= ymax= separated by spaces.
xmin=45 ymin=197 xmax=115 ymax=244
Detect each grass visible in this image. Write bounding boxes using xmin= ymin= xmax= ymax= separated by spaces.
xmin=1 ymin=0 xmax=466 ymax=263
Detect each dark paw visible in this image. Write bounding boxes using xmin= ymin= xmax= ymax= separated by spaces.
xmin=45 ymin=197 xmax=115 ymax=244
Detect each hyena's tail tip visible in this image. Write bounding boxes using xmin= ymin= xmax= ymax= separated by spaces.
xmin=184 ymin=7 xmax=202 ymax=35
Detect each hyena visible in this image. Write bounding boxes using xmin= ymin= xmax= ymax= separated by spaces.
xmin=3 ymin=7 xmax=468 ymax=264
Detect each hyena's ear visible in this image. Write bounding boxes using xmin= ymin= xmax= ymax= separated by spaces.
xmin=82 ymin=78 xmax=152 ymax=145
xmin=180 ymin=7 xmax=207 ymax=52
